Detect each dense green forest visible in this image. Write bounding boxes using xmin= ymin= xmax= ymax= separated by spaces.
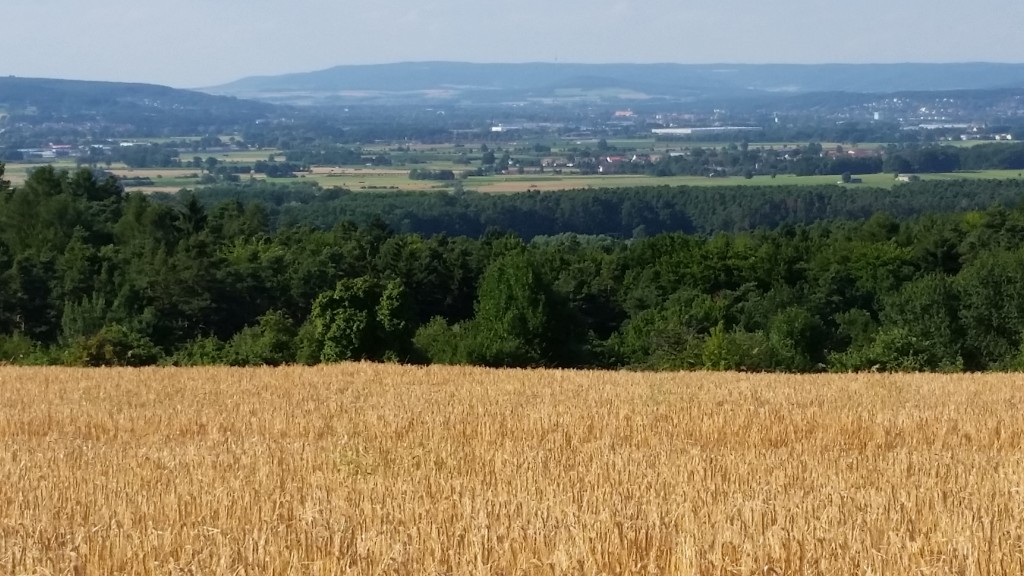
xmin=184 ymin=178 xmax=1024 ymax=238
xmin=4 ymin=162 xmax=1024 ymax=372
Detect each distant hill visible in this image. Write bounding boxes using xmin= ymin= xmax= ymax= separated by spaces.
xmin=204 ymin=62 xmax=1024 ymax=106
xmin=0 ymin=77 xmax=283 ymax=136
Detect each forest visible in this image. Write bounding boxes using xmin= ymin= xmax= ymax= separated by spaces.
xmin=185 ymin=177 xmax=1024 ymax=238
xmin=3 ymin=162 xmax=1024 ymax=372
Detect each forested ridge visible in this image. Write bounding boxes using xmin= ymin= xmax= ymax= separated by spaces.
xmin=4 ymin=162 xmax=1024 ymax=372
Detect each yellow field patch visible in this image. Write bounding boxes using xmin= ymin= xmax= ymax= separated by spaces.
xmin=108 ymin=168 xmax=197 ymax=179
xmin=1 ymin=365 xmax=1022 ymax=574
xmin=124 ymin=185 xmax=191 ymax=194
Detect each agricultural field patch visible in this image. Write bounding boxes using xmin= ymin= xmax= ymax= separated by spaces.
xmin=1 ymin=162 xmax=34 ymax=185
xmin=209 ymin=149 xmax=286 ymax=163
xmin=276 ymin=172 xmax=444 ymax=191
xmin=2 ymin=365 xmax=1022 ymax=574
xmin=467 ymin=172 xmax=861 ymax=192
xmin=107 ymin=167 xmax=198 ymax=179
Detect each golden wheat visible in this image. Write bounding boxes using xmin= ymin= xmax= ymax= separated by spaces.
xmin=1 ymin=365 xmax=1023 ymax=574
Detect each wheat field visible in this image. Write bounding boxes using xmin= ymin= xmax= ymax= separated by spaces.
xmin=1 ymin=365 xmax=1023 ymax=575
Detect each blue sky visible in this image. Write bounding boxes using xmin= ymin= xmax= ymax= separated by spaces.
xmin=4 ymin=0 xmax=1023 ymax=87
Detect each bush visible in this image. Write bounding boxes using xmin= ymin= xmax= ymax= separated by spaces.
xmin=66 ymin=324 xmax=162 ymax=367
xmin=413 ymin=317 xmax=468 ymax=365
xmin=829 ymin=326 xmax=962 ymax=372
xmin=0 ymin=333 xmax=47 ymax=365
xmin=700 ymin=323 xmax=776 ymax=372
xmin=168 ymin=337 xmax=227 ymax=366
xmin=223 ymin=311 xmax=296 ymax=366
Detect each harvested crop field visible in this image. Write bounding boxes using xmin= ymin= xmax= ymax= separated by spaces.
xmin=1 ymin=365 xmax=1023 ymax=574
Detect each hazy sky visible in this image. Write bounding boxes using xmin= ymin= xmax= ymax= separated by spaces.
xmin=4 ymin=0 xmax=1024 ymax=88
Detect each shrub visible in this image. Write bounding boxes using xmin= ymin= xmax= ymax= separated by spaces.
xmin=66 ymin=324 xmax=162 ymax=367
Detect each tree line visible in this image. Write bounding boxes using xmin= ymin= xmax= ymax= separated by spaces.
xmin=4 ymin=163 xmax=1024 ymax=372
xmin=185 ymin=178 xmax=1024 ymax=239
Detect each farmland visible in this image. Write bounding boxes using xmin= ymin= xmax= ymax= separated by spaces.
xmin=7 ymin=156 xmax=1024 ymax=195
xmin=6 ymin=136 xmax=1024 ymax=195
xmin=2 ymin=365 xmax=1023 ymax=574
